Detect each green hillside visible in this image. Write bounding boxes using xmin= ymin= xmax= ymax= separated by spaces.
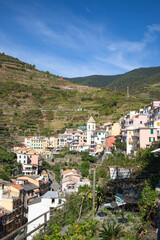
xmin=66 ymin=66 xmax=160 ymax=99
xmin=0 ymin=53 xmax=150 ymax=147
xmin=65 ymin=75 xmax=121 ymax=88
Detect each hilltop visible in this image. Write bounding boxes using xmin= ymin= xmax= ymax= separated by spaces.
xmin=0 ymin=53 xmax=150 ymax=147
xmin=65 ymin=66 xmax=160 ymax=99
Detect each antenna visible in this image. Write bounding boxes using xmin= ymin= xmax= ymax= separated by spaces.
xmin=127 ymin=86 xmax=129 ymax=98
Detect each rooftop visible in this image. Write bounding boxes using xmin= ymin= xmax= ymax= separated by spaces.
xmin=42 ymin=191 xmax=58 ymax=199
xmin=28 ymin=197 xmax=41 ymax=205
xmin=62 ymin=169 xmax=78 ymax=175
xmin=103 ymin=122 xmax=113 ymax=126
xmin=0 ymin=179 xmax=11 ymax=185
xmin=23 ymin=184 xmax=38 ymax=192
xmin=10 ymin=184 xmax=23 ymax=191
xmin=14 ymin=143 xmax=26 ymax=148
xmin=87 ymin=116 xmax=95 ymax=123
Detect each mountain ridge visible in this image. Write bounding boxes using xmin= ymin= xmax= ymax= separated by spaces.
xmin=65 ymin=66 xmax=160 ymax=98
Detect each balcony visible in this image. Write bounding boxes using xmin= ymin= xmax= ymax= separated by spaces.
xmin=132 ymin=133 xmax=139 ymax=138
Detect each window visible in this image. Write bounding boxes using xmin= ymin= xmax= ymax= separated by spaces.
xmin=153 ymin=137 xmax=155 ymax=141
xmin=149 ymin=137 xmax=151 ymax=142
xmin=30 ymin=155 xmax=32 ymax=158
xmin=151 ymin=129 xmax=154 ymax=134
xmin=140 ymin=121 xmax=142 ymax=124
xmin=24 ymin=155 xmax=26 ymax=158
xmin=24 ymin=160 xmax=25 ymax=163
xmin=99 ymin=133 xmax=101 ymax=135
xmin=88 ymin=125 xmax=90 ymax=129
xmin=58 ymin=199 xmax=62 ymax=204
xmin=19 ymin=156 xmax=21 ymax=158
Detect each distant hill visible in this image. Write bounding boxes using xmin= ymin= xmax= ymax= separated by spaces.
xmin=65 ymin=75 xmax=121 ymax=88
xmin=65 ymin=67 xmax=160 ymax=98
xmin=0 ymin=53 xmax=151 ymax=147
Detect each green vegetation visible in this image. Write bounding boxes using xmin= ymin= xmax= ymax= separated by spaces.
xmin=0 ymin=53 xmax=150 ymax=140
xmin=81 ymin=151 xmax=97 ymax=163
xmin=66 ymin=66 xmax=160 ymax=99
xmin=81 ymin=162 xmax=90 ymax=177
xmin=99 ymin=221 xmax=124 ymax=240
xmin=0 ymin=147 xmax=21 ymax=180
xmin=138 ymin=181 xmax=158 ymax=222
xmin=103 ymin=147 xmax=158 ymax=169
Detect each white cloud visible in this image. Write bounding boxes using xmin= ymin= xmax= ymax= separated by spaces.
xmin=147 ymin=24 xmax=160 ymax=32
xmin=1 ymin=4 xmax=160 ymax=77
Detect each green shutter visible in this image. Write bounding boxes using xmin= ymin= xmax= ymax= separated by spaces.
xmin=149 ymin=137 xmax=151 ymax=142
xmin=151 ymin=129 xmax=153 ymax=134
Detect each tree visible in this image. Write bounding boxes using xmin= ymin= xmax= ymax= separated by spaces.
xmin=95 ymin=185 xmax=104 ymax=213
xmin=81 ymin=151 xmax=96 ymax=163
xmin=138 ymin=181 xmax=158 ymax=222
xmin=115 ymin=139 xmax=126 ymax=151
xmin=81 ymin=162 xmax=90 ymax=177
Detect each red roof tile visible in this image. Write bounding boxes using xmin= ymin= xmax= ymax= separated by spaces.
xmin=11 ymin=184 xmax=23 ymax=190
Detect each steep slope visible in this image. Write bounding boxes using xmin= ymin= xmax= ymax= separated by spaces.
xmin=65 ymin=75 xmax=121 ymax=88
xmin=0 ymin=53 xmax=149 ymax=147
xmin=66 ymin=66 xmax=160 ymax=99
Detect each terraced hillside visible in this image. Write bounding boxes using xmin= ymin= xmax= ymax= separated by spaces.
xmin=0 ymin=53 xmax=150 ymax=147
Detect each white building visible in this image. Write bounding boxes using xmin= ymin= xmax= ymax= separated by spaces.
xmin=27 ymin=191 xmax=66 ymax=240
xmin=95 ymin=130 xmax=106 ymax=145
xmin=126 ymin=126 xmax=135 ymax=154
xmin=22 ymin=164 xmax=38 ymax=175
xmin=17 ymin=153 xmax=28 ymax=165
xmin=58 ymin=134 xmax=67 ymax=147
xmin=109 ymin=167 xmax=132 ymax=180
xmin=87 ymin=116 xmax=96 ymax=147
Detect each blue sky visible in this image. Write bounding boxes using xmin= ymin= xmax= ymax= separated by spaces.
xmin=0 ymin=0 xmax=160 ymax=77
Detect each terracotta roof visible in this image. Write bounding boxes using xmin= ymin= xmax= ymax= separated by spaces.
xmin=17 ymin=178 xmax=28 ymax=181
xmin=11 ymin=184 xmax=23 ymax=190
xmin=14 ymin=143 xmax=26 ymax=147
xmin=26 ymin=149 xmax=38 ymax=154
xmin=82 ymin=179 xmax=90 ymax=182
xmin=26 ymin=136 xmax=33 ymax=138
xmin=62 ymin=170 xmax=78 ymax=175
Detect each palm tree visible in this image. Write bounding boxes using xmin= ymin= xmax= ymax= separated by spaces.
xmin=99 ymin=220 xmax=124 ymax=240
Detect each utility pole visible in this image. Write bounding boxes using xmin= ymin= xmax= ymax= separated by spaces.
xmin=93 ymin=168 xmax=96 ymax=213
xmin=127 ymin=86 xmax=129 ymax=98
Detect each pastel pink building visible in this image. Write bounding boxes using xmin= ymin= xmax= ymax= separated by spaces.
xmin=139 ymin=128 xmax=157 ymax=148
xmin=132 ymin=127 xmax=157 ymax=152
xmin=27 ymin=153 xmax=39 ymax=165
xmin=127 ymin=114 xmax=147 ymax=127
xmin=17 ymin=149 xmax=39 ymax=175
xmin=70 ymin=130 xmax=87 ymax=151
